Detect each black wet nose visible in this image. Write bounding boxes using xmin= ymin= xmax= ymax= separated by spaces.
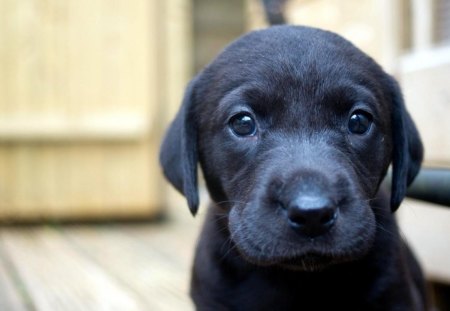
xmin=287 ymin=195 xmax=337 ymax=237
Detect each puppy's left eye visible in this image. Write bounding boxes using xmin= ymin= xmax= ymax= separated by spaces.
xmin=229 ymin=113 xmax=257 ymax=137
xmin=348 ymin=110 xmax=373 ymax=135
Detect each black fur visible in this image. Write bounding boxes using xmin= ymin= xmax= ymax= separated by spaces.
xmin=160 ymin=25 xmax=427 ymax=310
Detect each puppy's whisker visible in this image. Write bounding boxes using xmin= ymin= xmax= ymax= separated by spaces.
xmin=375 ymin=224 xmax=396 ymax=238
xmin=364 ymin=197 xmax=379 ymax=204
xmin=219 ymin=236 xmax=237 ymax=261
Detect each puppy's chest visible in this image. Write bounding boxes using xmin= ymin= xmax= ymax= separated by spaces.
xmin=226 ymin=273 xmax=371 ymax=311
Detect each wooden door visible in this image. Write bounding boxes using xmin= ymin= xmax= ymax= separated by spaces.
xmin=0 ymin=0 xmax=191 ymax=221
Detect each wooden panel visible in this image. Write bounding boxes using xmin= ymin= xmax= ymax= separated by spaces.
xmin=193 ymin=0 xmax=245 ymax=71
xmin=0 ymin=0 xmax=152 ymax=123
xmin=411 ymin=0 xmax=434 ymax=50
xmin=398 ymin=199 xmax=450 ymax=284
xmin=0 ymin=0 xmax=191 ymax=220
xmin=0 ymin=114 xmax=149 ymax=142
xmin=400 ymin=46 xmax=450 ymax=167
xmin=436 ymin=0 xmax=450 ymax=44
xmin=0 ymin=143 xmax=159 ymax=220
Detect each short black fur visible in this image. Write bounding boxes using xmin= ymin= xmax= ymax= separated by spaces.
xmin=160 ymin=25 xmax=427 ymax=310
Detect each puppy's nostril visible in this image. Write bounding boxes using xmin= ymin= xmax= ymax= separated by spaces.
xmin=320 ymin=208 xmax=336 ymax=225
xmin=287 ymin=212 xmax=307 ymax=225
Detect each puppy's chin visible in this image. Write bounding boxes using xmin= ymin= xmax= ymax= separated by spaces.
xmin=278 ymin=252 xmax=370 ymax=272
xmin=237 ymin=249 xmax=363 ymax=272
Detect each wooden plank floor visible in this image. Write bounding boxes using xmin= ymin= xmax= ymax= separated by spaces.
xmin=0 ymin=207 xmax=203 ymax=311
xmin=0 ymin=199 xmax=448 ymax=311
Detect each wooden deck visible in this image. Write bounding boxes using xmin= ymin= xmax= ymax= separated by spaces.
xmin=0 ymin=199 xmax=449 ymax=310
xmin=0 ymin=207 xmax=203 ymax=311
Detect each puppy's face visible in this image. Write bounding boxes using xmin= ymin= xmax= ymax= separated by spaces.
xmin=160 ymin=26 xmax=423 ymax=271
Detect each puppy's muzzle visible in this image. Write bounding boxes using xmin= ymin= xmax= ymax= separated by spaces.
xmin=270 ymin=169 xmax=340 ymax=238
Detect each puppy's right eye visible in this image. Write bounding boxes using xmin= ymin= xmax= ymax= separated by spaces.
xmin=229 ymin=113 xmax=257 ymax=137
xmin=348 ymin=110 xmax=373 ymax=135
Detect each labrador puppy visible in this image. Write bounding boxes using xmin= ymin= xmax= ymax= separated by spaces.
xmin=160 ymin=25 xmax=427 ymax=310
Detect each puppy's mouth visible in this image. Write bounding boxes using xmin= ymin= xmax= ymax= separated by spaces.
xmin=277 ymin=253 xmax=352 ymax=271
xmin=237 ymin=245 xmax=356 ymax=272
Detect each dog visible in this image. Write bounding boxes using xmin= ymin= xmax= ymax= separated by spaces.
xmin=160 ymin=25 xmax=427 ymax=310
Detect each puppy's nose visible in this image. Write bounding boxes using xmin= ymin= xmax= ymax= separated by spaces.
xmin=286 ymin=195 xmax=337 ymax=237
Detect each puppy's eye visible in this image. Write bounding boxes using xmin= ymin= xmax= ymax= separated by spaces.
xmin=229 ymin=113 xmax=257 ymax=137
xmin=348 ymin=110 xmax=373 ymax=135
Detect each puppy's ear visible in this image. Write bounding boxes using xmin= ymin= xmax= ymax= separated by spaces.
xmin=389 ymin=77 xmax=423 ymax=212
xmin=160 ymin=78 xmax=199 ymax=216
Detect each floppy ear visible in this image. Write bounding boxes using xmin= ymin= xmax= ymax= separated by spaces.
xmin=389 ymin=77 xmax=424 ymax=212
xmin=159 ymin=79 xmax=199 ymax=216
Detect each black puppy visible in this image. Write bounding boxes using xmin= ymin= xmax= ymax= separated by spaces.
xmin=160 ymin=26 xmax=427 ymax=310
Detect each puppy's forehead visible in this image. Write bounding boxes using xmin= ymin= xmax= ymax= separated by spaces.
xmin=198 ymin=26 xmax=388 ymax=115
xmin=207 ymin=26 xmax=381 ymax=80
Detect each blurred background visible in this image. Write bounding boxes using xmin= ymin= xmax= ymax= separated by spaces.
xmin=0 ymin=0 xmax=449 ymax=310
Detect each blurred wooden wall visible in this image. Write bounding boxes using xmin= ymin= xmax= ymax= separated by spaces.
xmin=193 ymin=0 xmax=245 ymax=72
xmin=0 ymin=0 xmax=191 ymax=221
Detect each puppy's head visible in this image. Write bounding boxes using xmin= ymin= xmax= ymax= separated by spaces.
xmin=160 ymin=26 xmax=423 ymax=270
